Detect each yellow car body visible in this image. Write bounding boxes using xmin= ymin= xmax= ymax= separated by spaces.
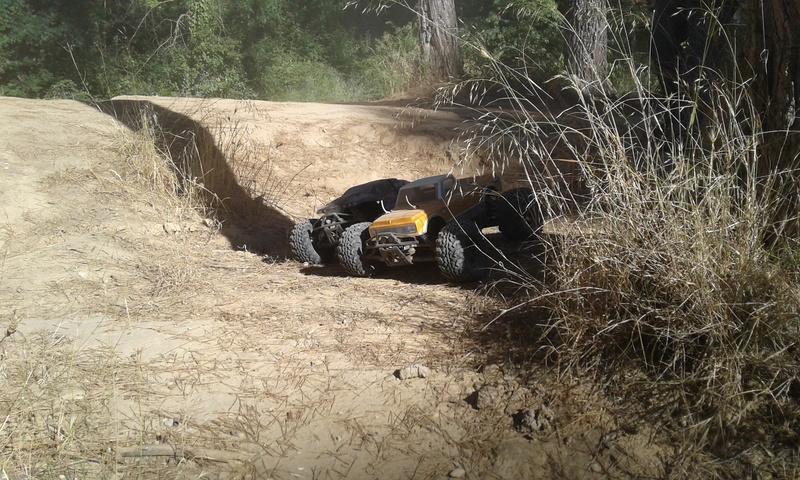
xmin=361 ymin=173 xmax=500 ymax=266
xmin=368 ymin=209 xmax=428 ymax=237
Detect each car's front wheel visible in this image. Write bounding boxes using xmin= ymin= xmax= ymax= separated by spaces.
xmin=289 ymin=219 xmax=335 ymax=264
xmin=337 ymin=222 xmax=377 ymax=277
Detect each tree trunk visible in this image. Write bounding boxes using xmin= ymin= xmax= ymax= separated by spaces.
xmin=417 ymin=0 xmax=462 ymax=82
xmin=650 ymin=0 xmax=738 ymax=141
xmin=744 ymin=0 xmax=800 ymax=241
xmin=563 ymin=0 xmax=609 ymax=97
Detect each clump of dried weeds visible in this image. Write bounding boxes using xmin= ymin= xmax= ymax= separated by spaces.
xmin=450 ymin=8 xmax=800 ymax=478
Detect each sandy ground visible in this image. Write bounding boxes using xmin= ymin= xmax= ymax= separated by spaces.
xmin=0 ymin=96 xmax=662 ymax=479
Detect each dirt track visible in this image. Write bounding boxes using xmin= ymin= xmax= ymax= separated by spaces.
xmin=0 ymin=96 xmax=661 ymax=479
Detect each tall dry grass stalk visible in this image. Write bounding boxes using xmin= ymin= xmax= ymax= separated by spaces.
xmin=113 ymin=109 xmax=199 ymax=209
xmin=451 ymin=5 xmax=800 ymax=474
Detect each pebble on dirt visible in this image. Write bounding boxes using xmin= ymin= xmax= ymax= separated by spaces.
xmin=448 ymin=466 xmax=466 ymax=478
xmin=475 ymin=384 xmax=505 ymax=410
xmin=162 ymin=223 xmax=181 ymax=234
xmin=162 ymin=418 xmax=181 ymax=427
xmin=395 ymin=364 xmax=431 ymax=380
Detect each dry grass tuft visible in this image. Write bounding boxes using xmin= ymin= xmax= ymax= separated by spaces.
xmin=98 ymin=98 xmax=295 ymax=258
xmin=451 ymin=7 xmax=800 ymax=477
xmin=111 ymin=108 xmax=209 ymax=221
xmin=109 ymin=100 xmax=287 ymax=225
xmin=1 ymin=331 xmax=143 ymax=478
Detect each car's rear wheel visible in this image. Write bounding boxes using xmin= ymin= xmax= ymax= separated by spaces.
xmin=337 ymin=222 xmax=377 ymax=277
xmin=289 ymin=219 xmax=335 ymax=264
xmin=497 ymin=187 xmax=543 ymax=241
xmin=436 ymin=220 xmax=490 ymax=283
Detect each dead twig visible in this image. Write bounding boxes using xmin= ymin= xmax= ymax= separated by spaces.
xmin=117 ymin=444 xmax=252 ymax=463
xmin=1 ymin=311 xmax=18 ymax=345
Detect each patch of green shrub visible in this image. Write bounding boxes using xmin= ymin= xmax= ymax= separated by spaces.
xmin=358 ymin=23 xmax=424 ymax=98
xmin=260 ymin=56 xmax=363 ymax=103
xmin=463 ymin=0 xmax=564 ymax=85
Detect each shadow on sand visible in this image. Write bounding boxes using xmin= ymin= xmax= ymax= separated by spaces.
xmin=95 ymin=98 xmax=294 ymax=257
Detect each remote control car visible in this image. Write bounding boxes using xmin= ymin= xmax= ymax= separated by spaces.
xmin=289 ymin=178 xmax=408 ymax=264
xmin=337 ymin=173 xmax=541 ymax=282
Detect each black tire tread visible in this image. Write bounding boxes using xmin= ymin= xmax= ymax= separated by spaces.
xmin=337 ymin=221 xmax=375 ymax=277
xmin=436 ymin=221 xmax=488 ymax=283
xmin=497 ymin=187 xmax=542 ymax=242
xmin=289 ymin=219 xmax=332 ymax=264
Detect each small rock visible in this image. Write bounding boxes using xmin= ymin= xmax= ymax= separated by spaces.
xmin=481 ymin=364 xmax=503 ymax=382
xmin=538 ymin=405 xmax=555 ymax=426
xmin=513 ymin=405 xmax=555 ymax=434
xmin=60 ymin=387 xmax=86 ymax=401
xmin=590 ymin=461 xmax=603 ymax=473
xmin=395 ymin=364 xmax=430 ymax=380
xmin=163 ymin=223 xmax=181 ymax=234
xmin=600 ymin=431 xmax=620 ymax=450
xmin=448 ymin=467 xmax=466 ymax=478
xmin=162 ymin=418 xmax=180 ymax=427
xmin=475 ymin=385 xmax=505 ymax=410
xmin=513 ymin=410 xmax=538 ymax=434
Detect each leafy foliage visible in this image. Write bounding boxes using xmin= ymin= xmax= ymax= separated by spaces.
xmin=0 ymin=1 xmax=94 ymax=97
xmin=462 ymin=0 xmax=564 ymax=85
xmin=0 ymin=0 xmax=421 ymax=101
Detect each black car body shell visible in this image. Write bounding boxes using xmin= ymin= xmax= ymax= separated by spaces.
xmin=289 ymin=178 xmax=409 ymax=264
xmin=313 ymin=178 xmax=408 ymax=246
xmin=317 ymin=178 xmax=409 ymax=215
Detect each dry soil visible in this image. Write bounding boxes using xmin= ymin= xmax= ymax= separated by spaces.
xmin=0 ymin=96 xmax=662 ymax=479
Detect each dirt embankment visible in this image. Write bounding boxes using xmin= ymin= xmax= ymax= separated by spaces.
xmin=0 ymin=96 xmax=660 ymax=479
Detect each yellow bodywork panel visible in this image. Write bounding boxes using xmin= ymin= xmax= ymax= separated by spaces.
xmin=369 ymin=209 xmax=428 ymax=237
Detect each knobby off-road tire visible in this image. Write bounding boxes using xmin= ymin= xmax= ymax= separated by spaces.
xmin=337 ymin=221 xmax=376 ymax=277
xmin=289 ymin=219 xmax=334 ymax=265
xmin=497 ymin=187 xmax=543 ymax=242
xmin=436 ymin=220 xmax=490 ymax=283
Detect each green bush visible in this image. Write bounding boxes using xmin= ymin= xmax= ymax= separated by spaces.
xmin=463 ymin=0 xmax=564 ymax=85
xmin=44 ymin=79 xmax=92 ymax=101
xmin=260 ymin=55 xmax=364 ymax=103
xmin=358 ymin=23 xmax=424 ymax=98
xmin=254 ymin=22 xmax=422 ymax=102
